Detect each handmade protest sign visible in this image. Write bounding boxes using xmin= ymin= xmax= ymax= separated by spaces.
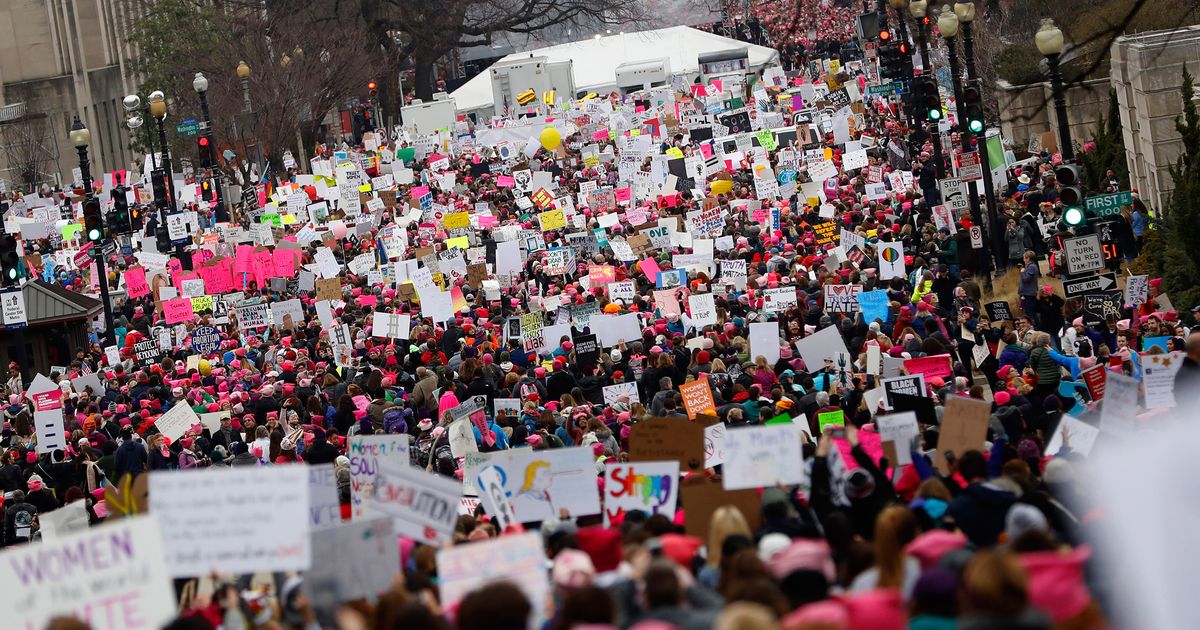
xmin=463 ymin=447 xmax=601 ymax=522
xmin=722 ymin=424 xmax=806 ymax=490
xmin=437 ymin=533 xmax=550 ymax=629
xmin=603 ymin=461 xmax=680 ymax=525
xmin=0 ymin=514 xmax=175 ymax=630
xmin=149 ymin=465 xmax=310 ymax=576
xmin=629 ymin=417 xmax=706 ymax=472
xmin=309 ymin=464 xmax=342 ymax=531
xmin=303 ymin=518 xmax=398 ymax=610
xmin=347 ymin=434 xmax=410 ymax=519
xmin=365 ymin=459 xmax=462 ymax=544
xmin=934 ymin=396 xmax=990 ymax=474
xmin=153 ymin=400 xmax=202 ymax=442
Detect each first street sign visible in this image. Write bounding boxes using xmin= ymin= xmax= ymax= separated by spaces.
xmin=1063 ymin=272 xmax=1117 ymax=298
xmin=1084 ymin=191 xmax=1133 ymax=218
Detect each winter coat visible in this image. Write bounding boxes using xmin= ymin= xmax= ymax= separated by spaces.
xmin=947 ymin=482 xmax=1017 ymax=547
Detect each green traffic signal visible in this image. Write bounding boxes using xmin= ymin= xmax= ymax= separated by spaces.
xmin=1063 ymin=206 xmax=1085 ymax=226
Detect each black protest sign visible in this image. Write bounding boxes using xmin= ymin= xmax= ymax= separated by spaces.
xmin=985 ymin=301 xmax=1013 ymax=322
xmin=1082 ymin=291 xmax=1123 ymax=327
xmin=719 ymin=111 xmax=752 ymax=134
xmin=882 ymin=374 xmax=926 ymax=409
xmin=573 ymin=333 xmax=599 ymax=370
xmin=134 ymin=339 xmax=161 ymax=366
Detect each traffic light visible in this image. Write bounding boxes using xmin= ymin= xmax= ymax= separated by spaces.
xmin=201 ymin=178 xmax=213 ymax=202
xmin=197 ymin=135 xmax=214 ymax=168
xmin=917 ymin=76 xmax=942 ymax=122
xmin=156 ymin=225 xmax=171 ymax=252
xmin=1056 ymin=163 xmax=1083 ymax=207
xmin=130 ymin=204 xmax=144 ymax=232
xmin=109 ymin=186 xmax=130 ymax=234
xmin=962 ymin=80 xmax=984 ymax=134
xmin=0 ymin=233 xmax=19 ymax=286
xmin=83 ymin=197 xmax=104 ymax=244
xmin=368 ymin=80 xmax=378 ymax=102
xmin=151 ymin=167 xmax=168 ymax=205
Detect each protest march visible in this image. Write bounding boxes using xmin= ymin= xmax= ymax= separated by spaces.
xmin=1 ymin=1 xmax=1200 ymax=629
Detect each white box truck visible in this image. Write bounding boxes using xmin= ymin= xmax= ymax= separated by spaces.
xmin=490 ymin=56 xmax=575 ymax=116
xmin=401 ymin=97 xmax=457 ymax=136
xmin=615 ymin=58 xmax=672 ymax=94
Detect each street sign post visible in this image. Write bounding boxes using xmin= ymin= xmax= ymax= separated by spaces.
xmin=1084 ymin=191 xmax=1133 ymax=219
xmin=956 ymin=151 xmax=982 ymax=182
xmin=1062 ymin=272 xmax=1117 ymax=298
xmin=1064 ymin=234 xmax=1105 ymax=275
xmin=175 ymin=118 xmax=200 ymax=136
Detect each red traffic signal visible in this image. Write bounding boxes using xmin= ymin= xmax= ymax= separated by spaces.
xmin=198 ymin=136 xmax=210 ymax=147
xmin=367 ymin=80 xmax=377 ymax=90
xmin=879 ymin=30 xmax=891 ymax=41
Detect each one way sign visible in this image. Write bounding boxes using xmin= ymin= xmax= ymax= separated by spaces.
xmin=1063 ymin=272 xmax=1117 ymax=298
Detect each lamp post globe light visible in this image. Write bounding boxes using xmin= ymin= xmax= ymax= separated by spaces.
xmin=1036 ymin=18 xmax=1075 ymax=161
xmin=237 ymin=60 xmax=252 ymax=113
xmin=193 ymin=71 xmax=228 ymax=222
xmin=70 ymin=116 xmax=116 ymax=347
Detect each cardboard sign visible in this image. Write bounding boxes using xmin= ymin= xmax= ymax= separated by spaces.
xmin=934 ymin=396 xmax=991 ymax=474
xmin=0 ymin=514 xmax=175 ymax=630
xmin=679 ymin=479 xmax=762 ymax=540
xmin=628 ymin=417 xmax=706 ymax=472
xmin=149 ymin=466 xmax=310 ymax=576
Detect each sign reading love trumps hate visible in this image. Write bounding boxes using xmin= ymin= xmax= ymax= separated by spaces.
xmin=0 ymin=514 xmax=176 ymax=630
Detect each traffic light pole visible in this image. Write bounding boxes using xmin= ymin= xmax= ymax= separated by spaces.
xmin=912 ymin=17 xmax=946 ymax=178
xmin=960 ymin=19 xmax=1000 ymax=278
xmin=945 ymin=34 xmax=989 ymax=285
xmin=76 ymin=144 xmax=116 ymax=348
xmin=197 ymin=89 xmax=228 ymax=222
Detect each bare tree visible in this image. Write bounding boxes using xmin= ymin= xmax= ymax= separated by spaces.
xmin=339 ymin=0 xmax=646 ymax=100
xmin=127 ymin=0 xmax=390 ymax=181
xmin=0 ymin=102 xmax=61 ymax=192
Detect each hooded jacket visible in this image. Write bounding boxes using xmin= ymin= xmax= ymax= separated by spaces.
xmin=948 ymin=481 xmax=1017 ymax=547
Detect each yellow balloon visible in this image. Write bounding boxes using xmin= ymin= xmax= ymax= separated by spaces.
xmin=540 ymin=126 xmax=562 ymax=151
xmin=198 ymin=359 xmax=211 ymax=376
xmin=711 ymin=179 xmax=733 ymax=195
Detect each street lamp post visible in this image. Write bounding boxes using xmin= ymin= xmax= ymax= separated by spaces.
xmin=148 ymin=91 xmax=179 ymax=213
xmin=236 ymin=61 xmax=264 ymax=178
xmin=70 ymin=116 xmax=116 ymax=347
xmin=193 ymin=72 xmax=228 ymax=222
xmin=955 ymin=1 xmax=1001 ymax=278
xmin=939 ymin=7 xmax=989 ymax=283
xmin=1036 ymin=19 xmax=1074 ymax=161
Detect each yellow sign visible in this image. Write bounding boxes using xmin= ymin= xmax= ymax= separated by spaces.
xmin=443 ymin=212 xmax=470 ymax=230
xmin=666 ymin=147 xmax=685 ymax=159
xmin=191 ymin=295 xmax=213 ymax=313
xmin=538 ymin=208 xmax=566 ymax=231
xmin=446 ymin=236 xmax=470 ymax=250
